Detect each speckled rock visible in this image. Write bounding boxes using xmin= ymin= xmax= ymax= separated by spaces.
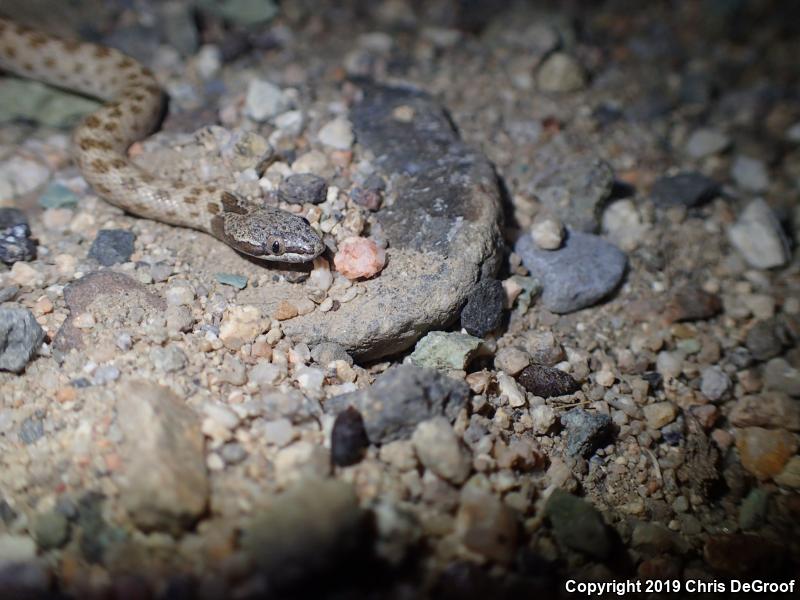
xmin=409 ymin=330 xmax=483 ymax=371
xmin=326 ymin=365 xmax=469 ymax=443
xmin=88 ymin=229 xmax=136 ymax=266
xmin=116 ymin=380 xmax=209 ymax=533
xmin=515 ymin=230 xmax=627 ymax=314
xmin=517 ymin=364 xmax=579 ymax=398
xmin=0 ymin=307 xmax=44 ymax=373
xmin=0 ymin=208 xmax=37 ymax=265
xmin=545 ymin=489 xmax=611 ymax=559
xmin=279 ymin=82 xmax=502 ymax=360
xmin=278 ymin=173 xmax=328 ymax=205
xmin=526 ymin=157 xmax=614 ymax=233
xmin=460 ymin=278 xmax=505 ymax=337
xmin=560 ymin=409 xmax=613 ymax=458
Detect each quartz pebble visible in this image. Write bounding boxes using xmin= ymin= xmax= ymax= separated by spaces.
xmin=530 ymin=215 xmax=564 ymax=250
xmin=731 ymin=156 xmax=769 ymax=192
xmin=318 ymin=117 xmax=354 ymax=150
xmin=685 ymin=128 xmax=730 ymax=158
xmin=412 ymin=417 xmax=471 ymax=484
xmin=700 ymin=366 xmax=731 ymax=401
xmin=537 ymin=52 xmax=586 ymax=93
xmin=333 ymin=236 xmax=386 ymax=280
xmin=245 ymin=79 xmax=289 ymax=121
xmin=727 ymin=199 xmax=790 ymax=269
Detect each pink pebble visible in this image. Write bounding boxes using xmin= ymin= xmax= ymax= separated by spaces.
xmin=333 ymin=237 xmax=386 ymax=280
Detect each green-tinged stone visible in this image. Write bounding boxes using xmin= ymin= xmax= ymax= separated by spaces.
xmin=509 ymin=275 xmax=542 ymax=314
xmin=409 ymin=331 xmax=483 ymax=371
xmin=544 ymin=489 xmax=611 ymax=559
xmin=195 ymin=0 xmax=279 ymax=26
xmin=33 ymin=510 xmax=70 ymax=550
xmin=215 ymin=272 xmax=248 ymax=289
xmin=0 ymin=78 xmax=100 ymax=129
xmin=39 ymin=182 xmax=79 ymax=209
xmin=676 ymin=337 xmax=701 ymax=355
xmin=739 ymin=488 xmax=770 ymax=530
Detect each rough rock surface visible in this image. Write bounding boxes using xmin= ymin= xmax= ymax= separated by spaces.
xmin=278 ymin=82 xmax=503 ymax=360
xmin=115 ymin=380 xmax=209 ymax=533
xmin=0 ymin=307 xmax=44 ymax=373
xmin=326 ymin=365 xmax=470 ymax=443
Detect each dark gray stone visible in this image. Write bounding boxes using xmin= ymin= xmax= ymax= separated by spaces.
xmin=241 ymin=478 xmax=368 ymax=590
xmin=0 ymin=208 xmax=36 ymax=265
xmin=545 ymin=489 xmax=611 ymax=559
xmin=528 ymin=157 xmax=614 ymax=233
xmin=311 ymin=341 xmax=353 ymax=366
xmin=517 ymin=364 xmax=579 ymax=398
xmin=746 ymin=319 xmax=785 ymax=362
xmin=560 ymin=408 xmax=613 ymax=458
xmin=331 ymin=407 xmax=369 ymax=467
xmin=515 ymin=230 xmax=627 ymax=314
xmin=0 ymin=307 xmax=45 ymax=373
xmin=275 ymin=81 xmax=503 ymax=360
xmin=278 ymin=173 xmax=328 ymax=205
xmin=461 ymin=278 xmax=505 ymax=337
xmin=0 ymin=286 xmax=19 ymax=303
xmin=650 ymin=171 xmax=719 ymax=208
xmin=326 ymin=365 xmax=469 ymax=443
xmin=88 ymin=229 xmax=136 ymax=266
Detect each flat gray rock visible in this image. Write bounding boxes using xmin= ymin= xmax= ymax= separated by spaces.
xmin=515 ymin=230 xmax=627 ymax=314
xmin=277 ymin=82 xmax=503 ymax=360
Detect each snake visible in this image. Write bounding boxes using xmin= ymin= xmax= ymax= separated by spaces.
xmin=0 ymin=17 xmax=325 ymax=263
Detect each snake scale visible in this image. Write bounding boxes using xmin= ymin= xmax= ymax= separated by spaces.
xmin=0 ymin=17 xmax=325 ymax=263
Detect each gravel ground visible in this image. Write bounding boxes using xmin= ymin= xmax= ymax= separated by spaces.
xmin=0 ymin=1 xmax=799 ymax=598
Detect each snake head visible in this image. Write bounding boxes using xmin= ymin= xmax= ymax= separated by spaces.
xmin=212 ymin=193 xmax=325 ymax=263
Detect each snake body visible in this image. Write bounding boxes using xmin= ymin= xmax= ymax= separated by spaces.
xmin=0 ymin=18 xmax=324 ymax=263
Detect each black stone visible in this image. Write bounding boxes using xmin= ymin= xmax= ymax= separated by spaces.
xmin=560 ymin=409 xmax=613 ymax=458
xmin=517 ymin=364 xmax=580 ymax=398
xmin=326 ymin=365 xmax=470 ymax=443
xmin=0 ymin=208 xmax=36 ymax=265
xmin=331 ymin=407 xmax=369 ymax=467
xmin=278 ymin=173 xmax=328 ymax=205
xmin=650 ymin=172 xmax=719 ymax=208
xmin=461 ymin=278 xmax=505 ymax=337
xmin=88 ymin=229 xmax=136 ymax=266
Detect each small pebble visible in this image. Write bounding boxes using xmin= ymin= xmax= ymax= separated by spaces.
xmin=700 ymin=366 xmax=731 ymax=401
xmin=333 ymin=237 xmax=386 ymax=280
xmin=318 ymin=117 xmax=354 ymax=150
xmin=517 ymin=364 xmax=579 ymax=398
xmin=731 ymin=155 xmax=769 ymax=192
xmin=460 ymin=279 xmax=505 ymax=337
xmin=245 ymin=79 xmax=289 ymax=122
xmin=536 ymin=52 xmax=586 ymax=93
xmin=331 ymin=407 xmax=369 ymax=467
xmin=88 ymin=229 xmax=136 ymax=266
xmin=411 ymin=417 xmax=471 ymax=484
xmin=215 ymin=272 xmax=248 ymax=289
xmin=278 ymin=173 xmax=328 ymax=205
xmin=650 ymin=172 xmax=719 ymax=208
xmin=685 ymin=128 xmax=730 ymax=158
xmin=560 ymin=409 xmax=613 ymax=458
xmin=530 ymin=215 xmax=564 ymax=250
xmin=0 ymin=307 xmax=45 ymax=373
xmin=728 ymin=199 xmax=790 ymax=269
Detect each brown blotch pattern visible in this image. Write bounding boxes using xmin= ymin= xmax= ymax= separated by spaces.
xmin=84 ymin=115 xmax=101 ymax=129
xmin=190 ymin=187 xmax=203 ymax=196
xmin=130 ymin=105 xmax=143 ymax=115
xmin=183 ymin=196 xmax=198 ymax=205
xmin=78 ymin=138 xmax=112 ymax=151
xmin=3 ymin=45 xmax=16 ymax=59
xmin=43 ymin=57 xmax=56 ymax=69
xmin=93 ymin=46 xmax=111 ymax=58
xmin=207 ymin=203 xmax=220 ymax=215
xmin=90 ymin=159 xmax=110 ymax=173
xmin=28 ymin=33 xmax=48 ymax=48
xmin=110 ymin=158 xmax=127 ymax=169
xmin=94 ymin=184 xmax=111 ymax=195
xmin=62 ymin=39 xmax=81 ymax=53
xmin=103 ymin=122 xmax=118 ymax=133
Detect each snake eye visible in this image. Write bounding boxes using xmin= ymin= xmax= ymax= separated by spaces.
xmin=270 ymin=239 xmax=284 ymax=255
